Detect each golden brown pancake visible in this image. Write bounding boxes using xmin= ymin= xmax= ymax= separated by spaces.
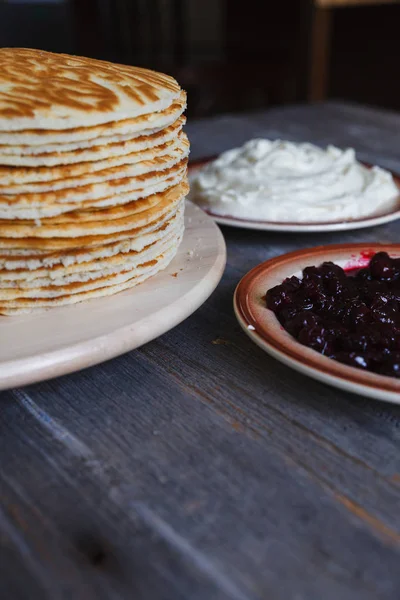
xmin=0 ymin=48 xmax=181 ymax=131
xmin=0 ymin=116 xmax=186 ymax=166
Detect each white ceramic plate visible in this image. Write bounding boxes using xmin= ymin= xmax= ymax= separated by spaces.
xmin=189 ymin=159 xmax=400 ymax=232
xmin=0 ymin=201 xmax=226 ymax=390
xmin=234 ymin=243 xmax=400 ymax=404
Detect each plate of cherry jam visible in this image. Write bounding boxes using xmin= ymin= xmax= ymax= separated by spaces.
xmin=234 ymin=244 xmax=400 ymax=403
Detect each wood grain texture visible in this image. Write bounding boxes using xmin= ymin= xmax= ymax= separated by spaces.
xmin=2 ymin=102 xmax=400 ymax=599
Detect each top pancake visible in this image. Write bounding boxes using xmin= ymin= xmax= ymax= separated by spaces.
xmin=0 ymin=48 xmax=181 ymax=131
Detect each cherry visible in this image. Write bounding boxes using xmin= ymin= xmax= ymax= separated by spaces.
xmin=266 ymin=286 xmax=292 ymax=312
xmin=298 ymin=325 xmax=333 ymax=355
xmin=285 ymin=311 xmax=320 ymax=336
xmin=369 ymin=252 xmax=396 ymax=280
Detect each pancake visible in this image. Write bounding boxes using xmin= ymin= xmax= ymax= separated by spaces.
xmin=0 ymin=92 xmax=186 ymax=149
xmin=0 ymin=129 xmax=186 ymax=185
xmin=0 ymin=116 xmax=185 ymax=166
xmin=0 ymin=132 xmax=189 ymax=191
xmin=0 ymin=200 xmax=183 ymax=268
xmin=0 ymin=222 xmax=183 ymax=289
xmin=0 ymin=195 xmax=186 ymax=252
xmin=0 ymin=167 xmax=187 ymax=220
xmin=0 ymin=160 xmax=187 ymax=220
xmin=0 ymin=160 xmax=187 ymax=212
xmin=0 ymin=249 xmax=177 ymax=314
xmin=0 ymin=180 xmax=188 ymax=239
xmin=0 ymin=244 xmax=180 ymax=311
xmin=0 ymin=184 xmax=188 ymax=250
xmin=0 ymin=166 xmax=187 ymax=220
xmin=0 ymin=250 xmax=177 ymax=314
xmin=0 ymin=203 xmax=184 ymax=276
xmin=0 ymin=159 xmax=188 ymax=213
xmin=0 ymin=49 xmax=181 ymax=131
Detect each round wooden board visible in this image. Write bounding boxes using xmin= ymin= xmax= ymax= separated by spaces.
xmin=0 ymin=201 xmax=226 ymax=390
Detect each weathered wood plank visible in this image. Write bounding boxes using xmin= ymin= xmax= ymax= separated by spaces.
xmin=2 ymin=372 xmax=400 ymax=600
xmin=1 ymin=102 xmax=400 ymax=599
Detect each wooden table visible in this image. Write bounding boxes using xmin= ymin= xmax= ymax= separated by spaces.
xmin=2 ymin=102 xmax=400 ymax=600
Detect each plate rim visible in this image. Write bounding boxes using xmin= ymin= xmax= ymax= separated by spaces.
xmin=234 ymin=242 xmax=400 ymax=403
xmin=0 ymin=201 xmax=226 ymax=391
xmin=189 ymin=157 xmax=400 ymax=232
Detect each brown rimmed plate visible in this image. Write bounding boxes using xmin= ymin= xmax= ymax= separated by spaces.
xmin=234 ymin=243 xmax=400 ymax=403
xmin=189 ymin=158 xmax=400 ymax=232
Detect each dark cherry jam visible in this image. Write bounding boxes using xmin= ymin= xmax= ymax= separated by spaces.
xmin=266 ymin=252 xmax=400 ymax=378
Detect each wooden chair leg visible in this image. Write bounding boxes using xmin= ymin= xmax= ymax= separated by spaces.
xmin=309 ymin=5 xmax=333 ymax=101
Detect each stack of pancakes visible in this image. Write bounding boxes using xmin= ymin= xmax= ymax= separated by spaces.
xmin=0 ymin=48 xmax=189 ymax=315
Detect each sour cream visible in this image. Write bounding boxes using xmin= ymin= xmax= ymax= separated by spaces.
xmin=189 ymin=139 xmax=399 ymax=222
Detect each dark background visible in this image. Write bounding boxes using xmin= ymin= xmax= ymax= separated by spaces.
xmin=1 ymin=0 xmax=400 ymax=118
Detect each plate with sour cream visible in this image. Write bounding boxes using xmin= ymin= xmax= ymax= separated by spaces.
xmin=188 ymin=139 xmax=400 ymax=232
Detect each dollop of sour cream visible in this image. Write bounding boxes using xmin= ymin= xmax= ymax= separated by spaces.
xmin=189 ymin=139 xmax=399 ymax=222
